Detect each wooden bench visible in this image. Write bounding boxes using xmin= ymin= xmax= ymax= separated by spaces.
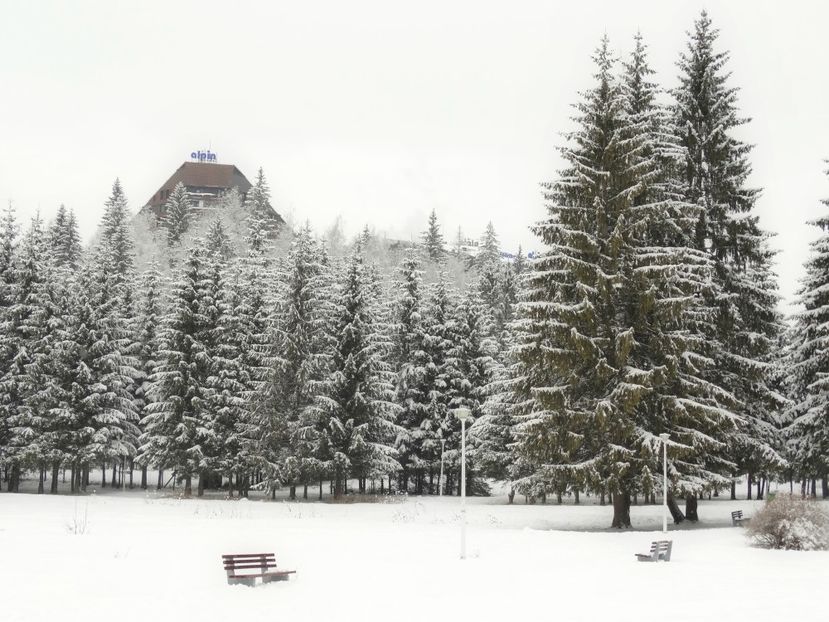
xmin=222 ymin=553 xmax=295 ymax=586
xmin=731 ymin=510 xmax=749 ymax=526
xmin=635 ymin=540 xmax=672 ymax=562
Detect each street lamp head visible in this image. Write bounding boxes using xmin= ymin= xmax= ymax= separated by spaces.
xmin=455 ymin=407 xmax=472 ymax=422
xmin=659 ymin=433 xmax=670 ymax=441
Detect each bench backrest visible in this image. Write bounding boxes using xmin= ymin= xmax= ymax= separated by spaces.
xmin=732 ymin=510 xmax=743 ymax=519
xmin=222 ymin=553 xmax=277 ymax=576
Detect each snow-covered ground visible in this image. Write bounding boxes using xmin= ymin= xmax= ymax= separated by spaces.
xmin=1 ymin=486 xmax=826 ymax=622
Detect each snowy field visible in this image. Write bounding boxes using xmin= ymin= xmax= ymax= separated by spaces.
xmin=1 ymin=484 xmax=826 ymax=622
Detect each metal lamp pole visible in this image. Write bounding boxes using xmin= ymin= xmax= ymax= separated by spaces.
xmin=456 ymin=407 xmax=471 ymax=559
xmin=660 ymin=433 xmax=670 ymax=533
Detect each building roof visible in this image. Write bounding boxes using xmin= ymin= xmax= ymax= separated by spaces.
xmin=144 ymin=162 xmax=253 ymax=210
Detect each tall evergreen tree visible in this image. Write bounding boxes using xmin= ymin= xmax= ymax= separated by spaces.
xmin=787 ymin=169 xmax=829 ymax=493
xmin=391 ymin=249 xmax=433 ymax=493
xmin=205 ymin=217 xmax=233 ymax=263
xmin=245 ymin=168 xmax=278 ymax=254
xmin=133 ymin=264 xmax=165 ymax=489
xmin=421 ymin=209 xmax=446 ymax=262
xmin=316 ymin=248 xmax=400 ymax=497
xmin=163 ymin=182 xmax=192 ymax=247
xmin=48 ymin=205 xmax=82 ymax=269
xmin=254 ymin=224 xmax=333 ymax=498
xmin=101 ymin=179 xmax=135 ymax=276
xmin=444 ymin=289 xmax=499 ymax=495
xmin=139 ymin=247 xmax=217 ymax=496
xmin=674 ymin=11 xmax=785 ymax=496
xmin=507 ymin=35 xmax=735 ymax=527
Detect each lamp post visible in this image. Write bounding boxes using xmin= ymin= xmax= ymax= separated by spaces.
xmin=439 ymin=438 xmax=446 ymax=497
xmin=455 ymin=407 xmax=472 ymax=559
xmin=659 ymin=433 xmax=670 ymax=533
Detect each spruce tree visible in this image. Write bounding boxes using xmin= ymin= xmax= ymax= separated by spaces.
xmin=139 ymin=247 xmax=216 ymax=496
xmin=316 ymin=248 xmax=400 ymax=497
xmin=205 ymin=217 xmax=233 ymax=263
xmin=444 ymin=289 xmax=499 ymax=495
xmin=254 ymin=224 xmax=333 ymax=498
xmin=391 ymin=249 xmax=433 ymax=493
xmin=0 ymin=204 xmax=17 ymax=486
xmin=101 ymin=179 xmax=135 ymax=277
xmin=421 ymin=209 xmax=446 ymax=262
xmin=507 ymin=35 xmax=735 ymax=527
xmin=787 ymin=170 xmax=829 ymax=492
xmin=163 ymin=182 xmax=192 ymax=246
xmin=422 ymin=273 xmax=455 ymax=493
xmin=48 ymin=205 xmax=82 ymax=269
xmin=245 ymin=168 xmax=278 ymax=254
xmin=133 ymin=264 xmax=165 ymax=489
xmin=674 ymin=11 xmax=786 ymax=496
xmin=0 ymin=215 xmax=50 ymax=491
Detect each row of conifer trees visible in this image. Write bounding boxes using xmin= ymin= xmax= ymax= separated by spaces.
xmin=1 ymin=11 xmax=827 ymax=528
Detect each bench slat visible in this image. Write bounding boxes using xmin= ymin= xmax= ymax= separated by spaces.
xmin=223 ymin=554 xmax=276 ymax=560
xmin=225 ymin=563 xmax=278 ymax=570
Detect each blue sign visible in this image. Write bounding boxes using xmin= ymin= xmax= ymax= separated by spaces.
xmin=191 ymin=150 xmax=217 ymax=163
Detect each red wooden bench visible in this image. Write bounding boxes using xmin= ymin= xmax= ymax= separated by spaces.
xmin=222 ymin=553 xmax=295 ymax=586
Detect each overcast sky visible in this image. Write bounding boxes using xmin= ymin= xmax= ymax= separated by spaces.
xmin=1 ymin=0 xmax=827 ymax=310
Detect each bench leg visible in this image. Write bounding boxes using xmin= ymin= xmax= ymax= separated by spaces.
xmin=228 ymin=577 xmax=257 ymax=587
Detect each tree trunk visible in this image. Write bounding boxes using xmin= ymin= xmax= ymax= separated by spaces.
xmin=319 ymin=478 xmax=323 ymax=501
xmin=334 ymin=469 xmax=343 ymax=499
xmin=730 ymin=480 xmax=736 ymax=500
xmin=303 ymin=484 xmax=308 ymax=500
xmin=822 ymin=476 xmax=828 ymax=499
xmin=197 ymin=472 xmax=205 ymax=497
xmin=747 ymin=472 xmax=752 ymax=500
xmin=112 ymin=462 xmax=117 ymax=488
xmin=666 ymin=493 xmax=685 ymax=524
xmin=157 ymin=469 xmax=163 ymax=489
xmin=289 ymin=485 xmax=296 ymax=500
xmin=37 ymin=467 xmax=44 ymax=494
xmin=811 ymin=478 xmax=817 ymax=498
xmin=184 ymin=475 xmax=192 ymax=497
xmin=50 ymin=463 xmax=59 ymax=494
xmin=102 ymin=463 xmax=107 ymax=488
xmin=508 ymin=488 xmax=515 ymax=504
xmin=574 ymin=489 xmax=580 ymax=504
xmin=684 ymin=494 xmax=698 ymax=522
xmin=611 ymin=491 xmax=632 ymax=528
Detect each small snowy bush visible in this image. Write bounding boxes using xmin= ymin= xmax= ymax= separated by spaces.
xmin=746 ymin=494 xmax=829 ymax=551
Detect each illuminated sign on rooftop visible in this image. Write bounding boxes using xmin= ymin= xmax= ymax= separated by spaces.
xmin=191 ymin=150 xmax=217 ymax=163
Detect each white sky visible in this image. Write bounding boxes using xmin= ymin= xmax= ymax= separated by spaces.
xmin=1 ymin=0 xmax=827 ymax=310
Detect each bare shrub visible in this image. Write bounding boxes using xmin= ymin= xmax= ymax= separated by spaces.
xmin=65 ymin=502 xmax=90 ymax=535
xmin=746 ymin=494 xmax=829 ymax=551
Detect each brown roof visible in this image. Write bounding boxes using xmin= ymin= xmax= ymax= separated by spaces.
xmin=144 ymin=162 xmax=253 ymax=209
